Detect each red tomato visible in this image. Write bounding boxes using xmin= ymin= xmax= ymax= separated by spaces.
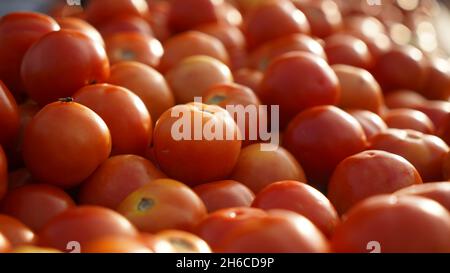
xmin=193 ymin=180 xmax=255 ymax=212
xmin=165 ymin=55 xmax=233 ymax=104
xmin=259 ymin=52 xmax=340 ymax=128
xmin=168 ymin=0 xmax=224 ymax=32
xmin=151 ymin=230 xmax=211 ymax=253
xmin=331 ymin=195 xmax=450 ymax=253
xmin=0 ymin=214 xmax=36 ymax=247
xmin=232 ymin=68 xmax=263 ymax=93
xmin=324 ymin=34 xmax=373 ymax=69
xmin=85 ymin=0 xmax=149 ymax=27
xmin=10 ymin=245 xmax=61 ymax=253
xmin=0 ymin=233 xmax=10 ymax=253
xmin=413 ymin=100 xmax=450 ymax=129
xmin=348 ymin=110 xmax=387 ymax=140
xmin=420 ymin=56 xmax=450 ymax=100
xmin=383 ymin=108 xmax=434 ymax=134
xmin=153 ymin=103 xmax=241 ymax=185
xmin=82 ymin=235 xmax=152 ymax=253
xmin=283 ymin=105 xmax=367 ymax=189
xmin=39 ymin=206 xmax=138 ymax=251
xmin=21 ymin=30 xmax=110 ymax=105
xmin=332 ymin=64 xmax=383 ymax=114
xmin=7 ymin=168 xmax=33 ymax=190
xmin=0 ymin=147 xmax=7 ymax=201
xmin=231 ymin=143 xmax=307 ymax=193
xmin=252 ymin=180 xmax=339 ymax=237
xmin=107 ymin=61 xmax=175 ymax=121
xmin=96 ymin=15 xmax=153 ymax=37
xmin=159 ymin=31 xmax=229 ymax=73
xmin=0 ymin=12 xmax=59 ymax=99
xmin=384 ymin=89 xmax=427 ymax=109
xmin=369 ymin=129 xmax=449 ymax=182
xmin=55 ymin=17 xmax=104 ymax=47
xmin=79 ymin=155 xmax=166 ymax=209
xmin=1 ymin=184 xmax=75 ymax=231
xmin=146 ymin=1 xmax=171 ymax=41
xmin=293 ymin=0 xmax=342 ymax=38
xmin=0 ymin=81 xmax=19 ymax=148
xmin=22 ymin=100 xmax=111 ymax=188
xmin=117 ymin=179 xmax=207 ymax=233
xmin=328 ymin=150 xmax=422 ymax=214
xmin=395 ymin=182 xmax=450 ymax=211
xmin=243 ymin=0 xmax=310 ymax=50
xmin=73 ymin=83 xmax=152 ymax=156
xmin=443 ymin=151 xmax=450 ymax=180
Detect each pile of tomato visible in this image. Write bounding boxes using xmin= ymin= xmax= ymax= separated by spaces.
xmin=1 ymin=0 xmax=450 ymax=253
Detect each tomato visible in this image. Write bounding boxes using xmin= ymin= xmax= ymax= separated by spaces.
xmin=369 ymin=129 xmax=449 ymax=182
xmin=331 ymin=195 xmax=450 ymax=253
xmin=166 ymin=55 xmax=233 ymax=104
xmin=419 ymin=56 xmax=450 ymax=100
xmin=39 ymin=206 xmax=138 ymax=251
xmin=395 ymin=182 xmax=450 ymax=211
xmin=0 ymin=233 xmax=10 ymax=253
xmin=332 ymin=64 xmax=383 ymax=114
xmin=232 ymin=68 xmax=263 ymax=94
xmin=231 ymin=143 xmax=307 ymax=193
xmin=0 ymin=12 xmax=60 ymax=99
xmin=0 ymin=214 xmax=36 ymax=247
xmin=79 ymin=155 xmax=166 ymax=209
xmin=348 ymin=110 xmax=387 ymax=140
xmin=324 ymin=34 xmax=373 ymax=69
xmin=383 ymin=108 xmax=434 ymax=134
xmin=153 ymin=103 xmax=241 ymax=185
xmin=85 ymin=0 xmax=149 ymax=27
xmin=117 ymin=179 xmax=207 ymax=233
xmin=168 ymin=0 xmax=224 ymax=32
xmin=7 ymin=168 xmax=33 ymax=190
xmin=107 ymin=61 xmax=175 ymax=121
xmin=159 ymin=31 xmax=229 ymax=73
xmin=10 ymin=246 xmax=61 ymax=253
xmin=443 ymin=151 xmax=450 ymax=180
xmin=259 ymin=52 xmax=340 ymax=128
xmin=372 ymin=45 xmax=427 ymax=92
xmin=1 ymin=184 xmax=75 ymax=231
xmin=96 ymin=15 xmax=153 ymax=37
xmin=243 ymin=0 xmax=310 ymax=50
xmin=151 ymin=230 xmax=211 ymax=253
xmin=73 ymin=84 xmax=152 ymax=156
xmin=82 ymin=235 xmax=152 ymax=253
xmin=0 ymin=81 xmax=20 ymax=148
xmin=146 ymin=1 xmax=171 ymax=42
xmin=284 ymin=105 xmax=367 ymax=189
xmin=293 ymin=0 xmax=342 ymax=38
xmin=247 ymin=34 xmax=326 ymax=71
xmin=0 ymin=146 xmax=8 ymax=201
xmin=21 ymin=30 xmax=110 ymax=105
xmin=413 ymin=100 xmax=450 ymax=129
xmin=217 ymin=210 xmax=329 ymax=253
xmin=384 ymin=89 xmax=427 ymax=109
xmin=252 ymin=180 xmax=339 ymax=237
xmin=328 ymin=150 xmax=422 ymax=214
xmin=193 ymin=180 xmax=255 ymax=212
xmin=55 ymin=17 xmax=104 ymax=47
xmin=22 ymin=100 xmax=111 ymax=188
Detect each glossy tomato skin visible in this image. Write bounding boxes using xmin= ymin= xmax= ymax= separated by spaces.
xmin=168 ymin=0 xmax=222 ymax=33
xmin=79 ymin=155 xmax=166 ymax=209
xmin=331 ymin=195 xmax=450 ymax=253
xmin=0 ymin=147 xmax=6 ymax=200
xmin=193 ymin=180 xmax=255 ymax=212
xmin=324 ymin=34 xmax=373 ymax=70
xmin=369 ymin=129 xmax=449 ymax=182
xmin=55 ymin=17 xmax=104 ymax=46
xmin=0 ymin=233 xmax=10 ymax=253
xmin=383 ymin=108 xmax=434 ymax=134
xmin=82 ymin=235 xmax=152 ymax=253
xmin=294 ymin=0 xmax=342 ymax=38
xmin=151 ymin=230 xmax=211 ymax=253
xmin=252 ymin=180 xmax=339 ymax=237
xmin=22 ymin=100 xmax=112 ymax=188
xmin=85 ymin=0 xmax=149 ymax=27
xmin=384 ymin=89 xmax=427 ymax=109
xmin=73 ymin=84 xmax=152 ymax=156
xmin=39 ymin=206 xmax=138 ymax=251
xmin=9 ymin=245 xmax=61 ymax=253
xmin=0 ymin=214 xmax=36 ymax=247
xmin=419 ymin=56 xmax=450 ymax=100
xmin=328 ymin=150 xmax=422 ymax=215
xmin=153 ymin=103 xmax=241 ymax=185
xmin=395 ymin=182 xmax=450 ymax=211
xmin=443 ymin=151 xmax=450 ymax=180
xmin=283 ymin=105 xmax=367 ymax=190
xmin=348 ymin=110 xmax=387 ymax=140
xmin=0 ymin=12 xmax=60 ymax=99
xmin=259 ymin=52 xmax=340 ymax=128
xmin=21 ymin=30 xmax=110 ymax=105
xmin=96 ymin=15 xmax=153 ymax=37
xmin=1 ymin=184 xmax=75 ymax=231
xmin=117 ymin=179 xmax=207 ymax=233
xmin=0 ymin=81 xmax=20 ymax=148
xmin=414 ymin=101 xmax=450 ymax=129
xmin=232 ymin=68 xmax=263 ymax=94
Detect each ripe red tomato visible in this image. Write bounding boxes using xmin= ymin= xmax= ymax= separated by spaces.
xmin=9 ymin=245 xmax=61 ymax=253
xmin=85 ymin=0 xmax=149 ymax=27
xmin=168 ymin=0 xmax=224 ymax=32
xmin=21 ymin=29 xmax=110 ymax=105
xmin=243 ymin=0 xmax=310 ymax=50
xmin=414 ymin=100 xmax=450 ymax=129
xmin=96 ymin=15 xmax=153 ymax=37
xmin=420 ymin=56 xmax=450 ymax=100
xmin=293 ymin=0 xmax=342 ymax=38
xmin=384 ymin=89 xmax=427 ymax=109
xmin=55 ymin=17 xmax=104 ymax=47
xmin=117 ymin=179 xmax=207 ymax=233
xmin=0 ymin=233 xmax=10 ymax=253
xmin=369 ymin=129 xmax=449 ymax=182
xmin=79 ymin=155 xmax=166 ymax=209
xmin=231 ymin=143 xmax=307 ymax=193
xmin=348 ymin=110 xmax=387 ymax=140
xmin=73 ymin=83 xmax=152 ymax=156
xmin=252 ymin=180 xmax=339 ymax=237
xmin=395 ymin=182 xmax=450 ymax=211
xmin=151 ymin=230 xmax=211 ymax=253
xmin=331 ymin=195 xmax=450 ymax=253
xmin=383 ymin=108 xmax=434 ymax=134
xmin=232 ymin=68 xmax=263 ymax=94
xmin=159 ymin=31 xmax=229 ymax=73
xmin=284 ymin=105 xmax=367 ymax=189
xmin=443 ymin=151 xmax=450 ymax=180
xmin=0 ymin=12 xmax=60 ymax=99
xmin=328 ymin=150 xmax=422 ymax=214
xmin=39 ymin=206 xmax=138 ymax=251
xmin=193 ymin=180 xmax=255 ymax=212
xmin=153 ymin=103 xmax=241 ymax=185
xmin=324 ymin=34 xmax=373 ymax=69
xmin=0 ymin=81 xmax=20 ymax=148
xmin=0 ymin=214 xmax=36 ymax=247
xmin=259 ymin=52 xmax=340 ymax=128
xmin=1 ymin=184 xmax=75 ymax=231
xmin=22 ymin=100 xmax=112 ymax=188
xmin=0 ymin=146 xmax=8 ymax=201
xmin=166 ymin=55 xmax=233 ymax=104
xmin=332 ymin=64 xmax=383 ymax=114
xmin=82 ymin=235 xmax=152 ymax=253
